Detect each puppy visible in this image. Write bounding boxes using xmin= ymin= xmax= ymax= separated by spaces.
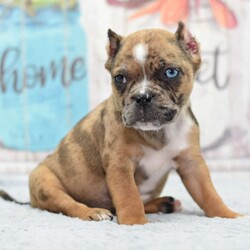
xmin=1 ymin=22 xmax=240 ymax=225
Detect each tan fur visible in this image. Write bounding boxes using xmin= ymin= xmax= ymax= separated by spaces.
xmin=175 ymin=125 xmax=239 ymax=218
xmin=29 ymin=23 xmax=240 ymax=225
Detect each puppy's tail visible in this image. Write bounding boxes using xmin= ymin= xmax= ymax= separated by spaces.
xmin=0 ymin=190 xmax=30 ymax=205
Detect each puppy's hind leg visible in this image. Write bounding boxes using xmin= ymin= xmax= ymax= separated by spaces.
xmin=144 ymin=197 xmax=182 ymax=214
xmin=29 ymin=166 xmax=113 ymax=221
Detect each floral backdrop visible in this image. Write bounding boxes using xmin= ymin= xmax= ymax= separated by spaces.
xmin=0 ymin=0 xmax=250 ymax=171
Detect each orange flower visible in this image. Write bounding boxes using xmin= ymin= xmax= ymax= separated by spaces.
xmin=129 ymin=0 xmax=237 ymax=29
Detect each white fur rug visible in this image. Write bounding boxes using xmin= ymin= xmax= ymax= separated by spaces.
xmin=0 ymin=171 xmax=250 ymax=250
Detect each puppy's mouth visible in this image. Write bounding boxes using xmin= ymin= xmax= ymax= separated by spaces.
xmin=122 ymin=108 xmax=178 ymax=131
xmin=133 ymin=122 xmax=163 ymax=131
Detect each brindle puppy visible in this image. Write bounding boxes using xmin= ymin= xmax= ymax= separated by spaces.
xmin=0 ymin=22 xmax=240 ymax=225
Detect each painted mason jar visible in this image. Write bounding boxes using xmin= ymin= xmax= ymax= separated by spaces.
xmin=0 ymin=1 xmax=88 ymax=151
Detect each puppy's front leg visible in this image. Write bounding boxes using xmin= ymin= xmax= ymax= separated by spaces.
xmin=176 ymin=151 xmax=240 ymax=218
xmin=106 ymin=158 xmax=148 ymax=225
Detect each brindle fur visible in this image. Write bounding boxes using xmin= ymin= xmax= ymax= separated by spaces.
xmin=25 ymin=23 xmax=241 ymax=224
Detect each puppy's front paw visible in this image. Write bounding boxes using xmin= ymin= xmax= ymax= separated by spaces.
xmin=119 ymin=216 xmax=148 ymax=225
xmin=83 ymin=208 xmax=113 ymax=221
xmin=223 ymin=212 xmax=243 ymax=218
xmin=206 ymin=210 xmax=242 ymax=219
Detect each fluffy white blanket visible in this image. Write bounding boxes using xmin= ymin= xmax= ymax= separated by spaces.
xmin=1 ymin=171 xmax=249 ymax=250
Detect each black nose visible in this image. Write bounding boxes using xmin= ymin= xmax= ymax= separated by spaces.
xmin=132 ymin=92 xmax=154 ymax=105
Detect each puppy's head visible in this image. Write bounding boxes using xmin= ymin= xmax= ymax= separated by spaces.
xmin=105 ymin=22 xmax=201 ymax=131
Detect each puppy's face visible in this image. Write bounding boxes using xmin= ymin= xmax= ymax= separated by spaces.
xmin=105 ymin=22 xmax=201 ymax=131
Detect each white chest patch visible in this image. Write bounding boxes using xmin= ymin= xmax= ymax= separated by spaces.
xmin=138 ymin=114 xmax=193 ymax=202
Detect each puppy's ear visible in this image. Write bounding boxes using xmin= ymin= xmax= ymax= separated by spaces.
xmin=105 ymin=29 xmax=123 ymax=71
xmin=175 ymin=22 xmax=201 ymax=72
xmin=107 ymin=29 xmax=123 ymax=58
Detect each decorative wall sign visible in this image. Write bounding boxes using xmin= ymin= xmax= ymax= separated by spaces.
xmin=1 ymin=0 xmax=250 ymax=171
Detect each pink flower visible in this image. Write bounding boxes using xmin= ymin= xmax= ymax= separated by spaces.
xmin=209 ymin=0 xmax=237 ymax=29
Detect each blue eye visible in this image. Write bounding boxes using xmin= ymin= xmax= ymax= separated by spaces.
xmin=165 ymin=68 xmax=179 ymax=79
xmin=115 ymin=75 xmax=126 ymax=85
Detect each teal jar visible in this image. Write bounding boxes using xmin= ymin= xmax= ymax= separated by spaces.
xmin=0 ymin=4 xmax=89 ymax=151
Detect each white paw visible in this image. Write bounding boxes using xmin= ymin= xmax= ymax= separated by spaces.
xmin=86 ymin=208 xmax=113 ymax=221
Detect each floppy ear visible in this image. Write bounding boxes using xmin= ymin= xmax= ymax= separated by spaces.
xmin=107 ymin=29 xmax=123 ymax=58
xmin=175 ymin=22 xmax=201 ymax=72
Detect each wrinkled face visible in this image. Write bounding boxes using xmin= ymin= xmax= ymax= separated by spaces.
xmin=106 ymin=23 xmax=201 ymax=131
